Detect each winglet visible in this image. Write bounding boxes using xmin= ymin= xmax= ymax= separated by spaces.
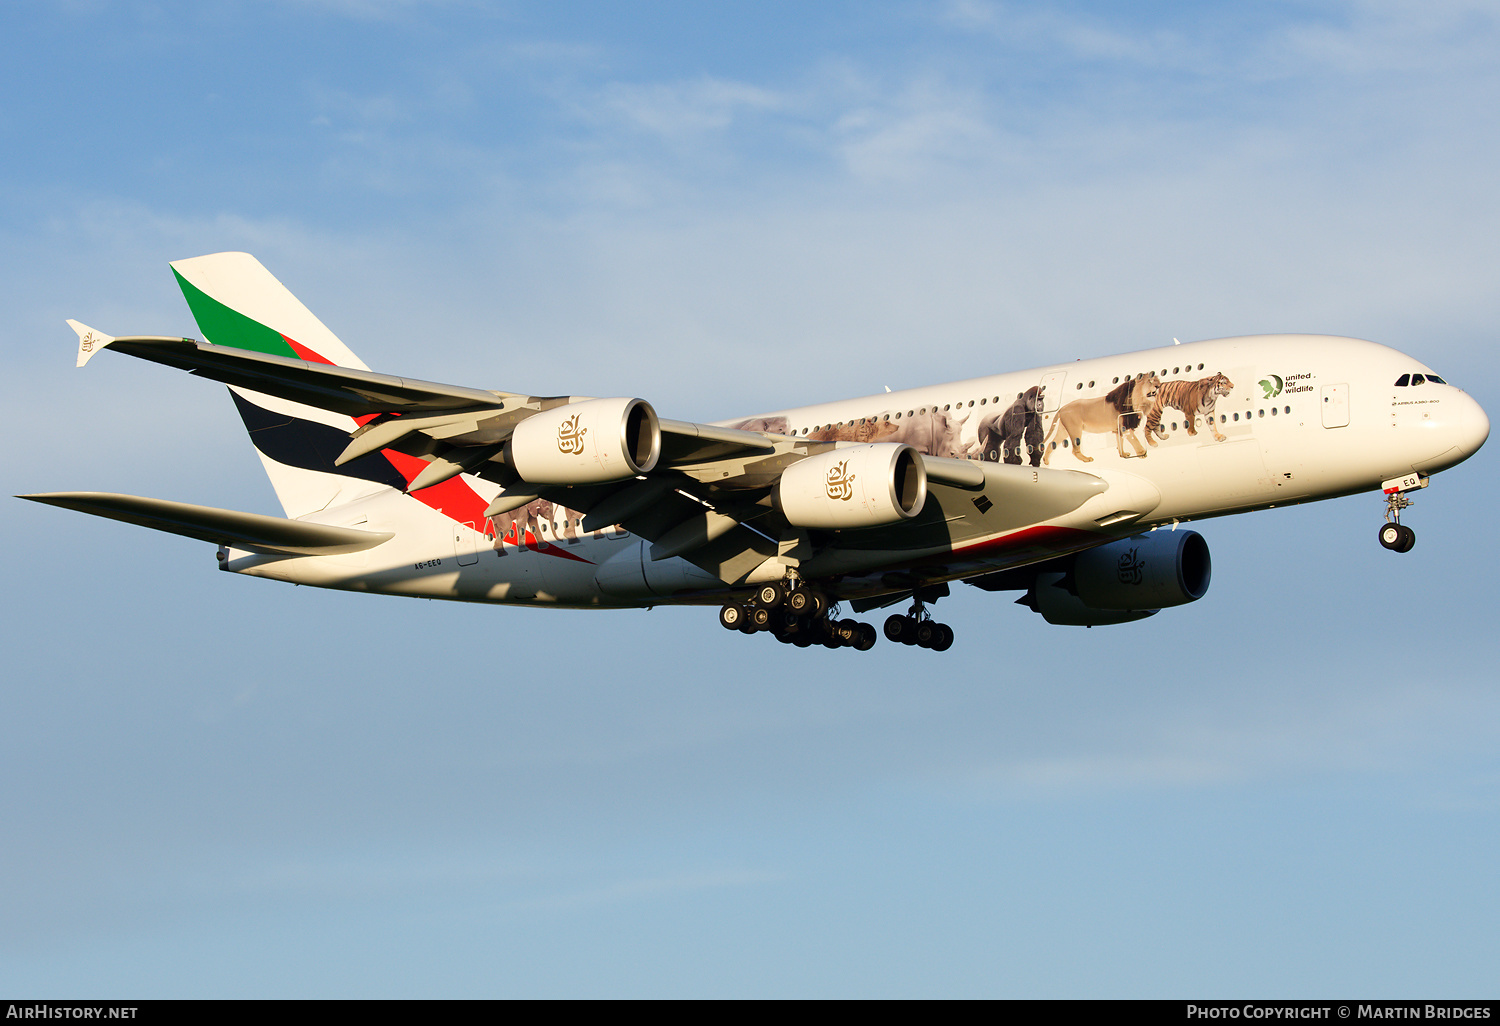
xmin=67 ymin=320 xmax=115 ymax=368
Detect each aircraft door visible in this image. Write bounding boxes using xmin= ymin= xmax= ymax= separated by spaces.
xmin=1038 ymin=371 xmax=1068 ymax=414
xmin=454 ymin=522 xmax=481 ymax=565
xmin=1321 ymin=384 xmax=1350 ymax=428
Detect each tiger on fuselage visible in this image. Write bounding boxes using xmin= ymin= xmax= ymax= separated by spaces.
xmin=1145 ymin=373 xmax=1235 ymax=444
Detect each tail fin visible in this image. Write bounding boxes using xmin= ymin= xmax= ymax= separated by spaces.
xmin=170 ymin=252 xmax=390 ymax=518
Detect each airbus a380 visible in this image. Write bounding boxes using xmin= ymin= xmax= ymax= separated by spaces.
xmin=24 ymin=253 xmax=1490 ymax=652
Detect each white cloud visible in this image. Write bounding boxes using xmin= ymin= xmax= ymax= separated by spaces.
xmin=599 ymin=77 xmax=786 ymax=138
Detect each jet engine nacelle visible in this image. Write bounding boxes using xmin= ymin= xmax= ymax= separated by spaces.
xmin=1028 ymin=531 xmax=1211 ymax=627
xmin=1031 ymin=572 xmax=1159 ymax=627
xmin=776 ymin=443 xmax=927 ymax=530
xmin=507 ymin=397 xmax=661 ymax=485
xmin=1073 ymin=530 xmax=1211 ymax=610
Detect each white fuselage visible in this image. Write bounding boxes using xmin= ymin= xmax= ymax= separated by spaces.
xmin=222 ymin=334 xmax=1490 ymax=607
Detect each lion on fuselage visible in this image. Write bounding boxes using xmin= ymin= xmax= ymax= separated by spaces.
xmin=1042 ymin=374 xmax=1161 ymax=464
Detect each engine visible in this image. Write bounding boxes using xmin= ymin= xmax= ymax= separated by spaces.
xmin=507 ymin=397 xmax=661 ymax=485
xmin=776 ymin=443 xmax=927 ymax=530
xmin=1027 ymin=530 xmax=1211 ymax=626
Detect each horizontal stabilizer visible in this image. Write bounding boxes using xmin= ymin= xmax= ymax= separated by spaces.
xmin=18 ymin=492 xmax=394 ymax=556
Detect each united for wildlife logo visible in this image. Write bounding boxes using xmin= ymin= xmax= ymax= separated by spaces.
xmin=1260 ymin=372 xmax=1314 ymax=399
xmin=825 ymin=460 xmax=856 ymax=501
xmin=557 ymin=414 xmax=588 ymax=454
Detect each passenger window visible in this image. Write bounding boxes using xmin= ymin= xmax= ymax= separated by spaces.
xmin=1233 ymin=412 xmax=1239 ymax=421
xmin=1394 ymin=374 xmax=1410 ymax=387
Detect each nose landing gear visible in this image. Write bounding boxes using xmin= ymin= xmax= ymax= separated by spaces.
xmin=1378 ymin=474 xmax=1425 ymax=553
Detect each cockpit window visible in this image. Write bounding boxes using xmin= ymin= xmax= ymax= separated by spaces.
xmin=1394 ymin=374 xmax=1410 ymax=386
xmin=1427 ymin=374 xmax=1447 ymax=384
xmin=1412 ymin=374 xmax=1426 ymax=385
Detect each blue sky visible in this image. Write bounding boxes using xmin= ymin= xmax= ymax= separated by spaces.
xmin=3 ymin=0 xmax=1499 ymax=997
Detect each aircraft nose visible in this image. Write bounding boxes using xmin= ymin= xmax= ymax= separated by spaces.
xmin=1451 ymin=389 xmax=1491 ymax=459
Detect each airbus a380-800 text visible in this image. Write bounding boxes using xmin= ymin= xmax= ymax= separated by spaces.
xmin=24 ymin=252 xmax=1490 ymax=652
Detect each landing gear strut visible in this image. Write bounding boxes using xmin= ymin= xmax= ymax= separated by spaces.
xmin=1378 ymin=478 xmax=1421 ymax=553
xmin=883 ymin=596 xmax=954 ymax=652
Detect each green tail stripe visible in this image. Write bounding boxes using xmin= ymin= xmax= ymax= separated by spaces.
xmin=172 ymin=268 xmax=298 ymax=359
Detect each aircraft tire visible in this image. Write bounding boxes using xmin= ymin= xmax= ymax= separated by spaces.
xmin=1396 ymin=525 xmax=1417 ymax=552
xmin=853 ymin=624 xmax=877 ymax=651
xmin=1379 ymin=523 xmax=1402 ymax=549
xmin=884 ymin=614 xmax=908 ymax=643
xmin=756 ymin=583 xmax=783 ymax=608
xmin=719 ymin=603 xmax=744 ymax=630
xmin=931 ymin=624 xmax=954 ymax=652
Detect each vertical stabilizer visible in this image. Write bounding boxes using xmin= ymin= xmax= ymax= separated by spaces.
xmin=169 ymin=252 xmax=389 ymax=518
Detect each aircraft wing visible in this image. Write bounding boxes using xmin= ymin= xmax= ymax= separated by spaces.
xmin=70 ymin=323 xmax=510 ymax=416
xmin=72 ymin=320 xmax=1104 ymax=585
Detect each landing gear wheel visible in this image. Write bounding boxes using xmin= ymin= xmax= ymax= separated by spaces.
xmin=719 ymin=604 xmax=745 ymax=630
xmin=835 ymin=618 xmax=860 ymax=646
xmin=884 ymin=614 xmax=909 ymax=643
xmin=756 ymin=583 xmax=783 ymax=608
xmin=930 ymin=623 xmax=954 ymax=652
xmin=914 ymin=620 xmax=936 ymax=648
xmin=853 ymin=623 xmax=877 ymax=651
xmin=1395 ymin=525 xmax=1416 ymax=552
xmin=787 ymin=589 xmax=812 ymax=614
xmin=1379 ymin=523 xmax=1403 ymax=550
xmin=750 ymin=606 xmax=772 ymax=630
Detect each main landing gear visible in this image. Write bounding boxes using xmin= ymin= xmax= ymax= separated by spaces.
xmin=1378 ymin=479 xmax=1421 ymax=553
xmin=718 ymin=580 xmax=877 ymax=651
xmin=882 ymin=597 xmax=954 ymax=652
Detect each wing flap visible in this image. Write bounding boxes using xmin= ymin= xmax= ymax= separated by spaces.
xmin=19 ymin=492 xmax=394 ymax=556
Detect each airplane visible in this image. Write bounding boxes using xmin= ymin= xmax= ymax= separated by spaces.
xmin=22 ymin=252 xmax=1490 ymax=652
